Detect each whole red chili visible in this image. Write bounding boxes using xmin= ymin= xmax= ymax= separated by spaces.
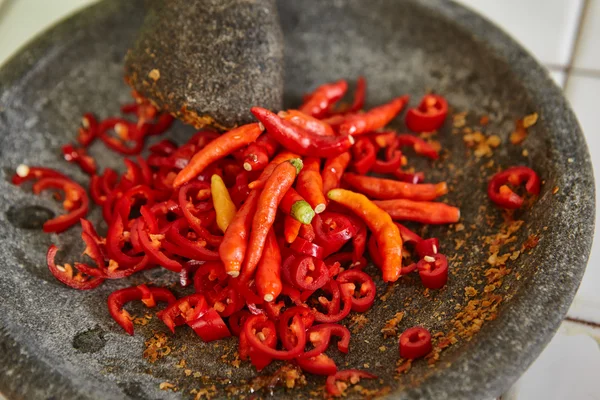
xmin=373 ymin=199 xmax=460 ymax=224
xmin=280 ymin=109 xmax=335 ymax=136
xmin=251 ymin=107 xmax=354 ymax=158
xmin=338 ymin=96 xmax=409 ymax=136
xmin=219 ymin=190 xmax=259 ymax=278
xmin=417 ymin=253 xmax=448 ymax=289
xmin=297 ymin=157 xmax=327 ymax=214
xmin=299 ymin=79 xmax=348 ymax=118
xmin=405 ymin=94 xmax=448 ymax=132
xmin=344 ymin=173 xmax=448 ymax=201
xmin=399 ymin=326 xmax=432 ymax=359
xmin=322 ymin=152 xmax=351 ymax=194
xmin=173 ymin=123 xmax=263 ymax=187
xmin=487 ymin=166 xmax=541 ymax=209
xmin=256 ymin=229 xmax=282 ymax=302
xmin=243 ymin=159 xmax=302 ymax=279
xmin=327 ymin=189 xmax=403 ymax=282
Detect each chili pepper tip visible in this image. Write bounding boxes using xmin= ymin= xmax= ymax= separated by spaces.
xmin=289 ymin=158 xmax=304 ymax=175
xmin=314 ymin=203 xmax=326 ymax=214
xmin=264 ymin=294 xmax=274 ymax=302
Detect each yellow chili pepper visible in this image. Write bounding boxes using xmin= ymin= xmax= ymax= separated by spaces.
xmin=211 ymin=174 xmax=237 ymax=233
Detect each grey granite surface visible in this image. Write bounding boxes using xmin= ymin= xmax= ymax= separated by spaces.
xmin=124 ymin=0 xmax=284 ymax=130
xmin=0 ymin=0 xmax=594 ymax=399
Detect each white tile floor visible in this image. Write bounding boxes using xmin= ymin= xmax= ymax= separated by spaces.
xmin=1 ymin=1 xmax=599 ymax=399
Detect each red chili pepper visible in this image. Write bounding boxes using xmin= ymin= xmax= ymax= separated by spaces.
xmin=324 ymin=252 xmax=368 ymax=271
xmin=256 ymin=229 xmax=282 ymax=302
xmin=405 ymin=94 xmax=448 ymax=132
xmin=136 ymin=219 xmax=182 ymax=272
xmin=399 ymin=326 xmax=432 ymax=359
xmin=219 ymin=190 xmax=260 ymax=278
xmin=188 ymin=308 xmax=231 ymax=342
xmin=415 ymin=238 xmax=440 ymax=258
xmin=62 ymin=144 xmax=97 ymax=175
xmin=297 ymin=157 xmax=327 ymax=214
xmin=352 ymin=138 xmax=377 ymax=175
xmin=297 ymin=354 xmax=338 ymax=376
xmin=313 ymin=280 xmax=352 ymax=323
xmin=177 ymin=181 xmax=213 ymax=234
xmin=328 ymin=189 xmax=403 ymax=282
xmin=46 ymin=245 xmax=104 ymax=290
xmin=322 ymin=152 xmax=351 ymax=194
xmin=247 ymin=151 xmax=299 ymax=190
xmin=11 ymin=165 xmax=69 ymax=185
xmin=77 ymin=113 xmax=98 ymax=147
xmin=396 ymin=134 xmax=439 ymax=160
xmin=228 ymin=310 xmax=251 ymax=336
xmin=239 ymin=318 xmax=278 ymax=370
xmin=338 ymin=96 xmax=409 ymax=136
xmin=244 ymin=314 xmax=306 ymax=360
xmin=279 ymin=110 xmax=335 ymax=136
xmin=279 ymin=188 xmax=315 ymax=224
xmin=326 ymin=369 xmax=377 ymax=397
xmin=108 ymin=285 xmax=176 ymax=335
xmin=243 ymin=159 xmax=303 ymax=279
xmin=284 ymin=214 xmax=302 ymax=244
xmin=395 ymin=223 xmax=422 ymax=245
xmin=417 ymin=253 xmax=448 ymax=289
xmin=251 ymin=107 xmax=355 ymax=158
xmin=98 ymin=118 xmax=145 ymax=155
xmin=393 ymin=170 xmax=425 ymax=184
xmin=157 ymin=294 xmax=208 ymax=333
xmin=488 ymin=166 xmax=541 ymax=209
xmin=164 ymin=219 xmax=220 ymax=261
xmin=336 ymin=269 xmax=376 ymax=312
xmin=149 ymin=139 xmax=178 ymax=156
xmin=290 ymin=237 xmax=325 ymax=259
xmin=32 ymin=177 xmax=90 ymax=233
xmin=348 ymin=76 xmax=366 ymax=113
xmin=145 ymin=112 xmax=175 ymax=136
xmin=343 ymin=173 xmax=448 ymax=201
xmin=371 ymin=147 xmax=403 ymax=174
xmin=173 ymin=123 xmax=263 ymax=188
xmin=299 ymin=80 xmax=348 ymax=118
xmin=301 ymin=323 xmax=351 ymax=358
xmin=372 ymin=199 xmax=460 ymax=224
xmin=287 ymin=254 xmax=329 ymax=291
xmin=311 ymin=211 xmax=357 ymax=257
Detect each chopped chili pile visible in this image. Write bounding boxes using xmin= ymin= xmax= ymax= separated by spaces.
xmin=11 ymin=77 xmax=542 ymax=396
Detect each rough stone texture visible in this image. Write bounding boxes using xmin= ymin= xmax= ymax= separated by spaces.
xmin=0 ymin=0 xmax=594 ymax=399
xmin=124 ymin=0 xmax=284 ymax=130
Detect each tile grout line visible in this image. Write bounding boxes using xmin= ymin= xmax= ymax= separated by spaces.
xmin=563 ymin=0 xmax=591 ymax=91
